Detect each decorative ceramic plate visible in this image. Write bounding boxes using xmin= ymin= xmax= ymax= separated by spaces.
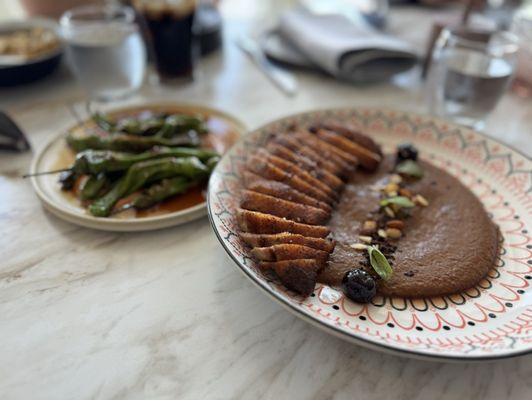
xmin=30 ymin=103 xmax=245 ymax=232
xmin=208 ymin=108 xmax=532 ymax=361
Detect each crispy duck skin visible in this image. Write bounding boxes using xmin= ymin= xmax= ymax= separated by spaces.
xmin=259 ymin=259 xmax=321 ymax=296
xmin=240 ymin=190 xmax=330 ymax=225
xmin=314 ymin=121 xmax=383 ymax=157
xmin=314 ymin=128 xmax=381 ymax=171
xmin=266 ymin=142 xmax=316 ymax=169
xmin=292 ymin=131 xmax=358 ymax=170
xmin=255 ymin=149 xmax=338 ymax=199
xmin=240 ymin=232 xmax=335 ymax=253
xmin=243 ymin=172 xmax=332 ymax=213
xmin=274 ymin=132 xmax=353 ymax=178
xmin=237 ymin=209 xmax=330 ymax=238
xmin=251 ymin=244 xmax=329 ymax=264
xmin=246 ymin=155 xmax=335 ymax=205
xmin=265 ymin=143 xmax=344 ymax=190
xmin=236 ymin=121 xmax=385 ymax=298
xmin=295 ymin=130 xmax=359 ymax=165
xmin=274 ymin=134 xmax=346 ymax=174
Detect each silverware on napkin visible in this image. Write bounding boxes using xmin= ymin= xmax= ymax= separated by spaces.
xmin=266 ymin=6 xmax=418 ymax=83
xmin=236 ymin=35 xmax=298 ymax=97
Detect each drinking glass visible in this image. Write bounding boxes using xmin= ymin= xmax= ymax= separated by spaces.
xmin=426 ymin=28 xmax=519 ymax=130
xmin=60 ymin=4 xmax=147 ymax=101
xmin=511 ymin=11 xmax=532 ymax=97
xmin=132 ymin=0 xmax=197 ymax=83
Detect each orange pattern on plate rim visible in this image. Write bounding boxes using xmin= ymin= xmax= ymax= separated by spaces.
xmin=208 ymin=108 xmax=532 ymax=358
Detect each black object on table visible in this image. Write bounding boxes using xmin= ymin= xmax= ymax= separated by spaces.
xmin=0 ymin=110 xmax=31 ymax=152
xmin=0 ymin=51 xmax=62 ymax=87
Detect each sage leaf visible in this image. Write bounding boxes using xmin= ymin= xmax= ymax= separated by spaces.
xmin=380 ymin=196 xmax=415 ymax=208
xmin=395 ymin=160 xmax=424 ymax=178
xmin=367 ymin=246 xmax=393 ymax=281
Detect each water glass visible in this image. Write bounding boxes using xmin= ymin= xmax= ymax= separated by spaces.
xmin=426 ymin=28 xmax=519 ymax=130
xmin=511 ymin=11 xmax=532 ymax=97
xmin=60 ymin=4 xmax=147 ymax=101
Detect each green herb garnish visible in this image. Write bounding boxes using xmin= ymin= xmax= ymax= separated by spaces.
xmin=379 ymin=196 xmax=415 ymax=208
xmin=395 ymin=160 xmax=424 ymax=178
xmin=367 ymin=246 xmax=393 ymax=281
xmin=92 ymin=112 xmax=115 ymax=132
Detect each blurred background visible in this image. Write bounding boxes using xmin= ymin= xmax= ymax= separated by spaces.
xmin=0 ymin=0 xmax=531 ymax=142
xmin=0 ymin=3 xmax=531 ymax=398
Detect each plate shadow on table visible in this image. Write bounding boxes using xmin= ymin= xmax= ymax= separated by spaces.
xmin=211 ymin=253 xmax=531 ymax=399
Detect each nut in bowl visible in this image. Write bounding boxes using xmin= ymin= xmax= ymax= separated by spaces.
xmin=29 ymin=103 xmax=245 ymax=231
xmin=208 ymin=108 xmax=532 ymax=360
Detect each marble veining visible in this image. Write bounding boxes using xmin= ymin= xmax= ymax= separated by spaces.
xmin=1 ymin=2 xmax=531 ymax=399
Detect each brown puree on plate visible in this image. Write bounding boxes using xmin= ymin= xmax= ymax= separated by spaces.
xmin=319 ymin=156 xmax=500 ymax=297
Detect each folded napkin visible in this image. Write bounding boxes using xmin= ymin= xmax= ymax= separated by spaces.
xmin=266 ymin=7 xmax=418 ymax=83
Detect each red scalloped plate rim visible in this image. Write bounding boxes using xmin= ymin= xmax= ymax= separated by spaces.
xmin=207 ymin=107 xmax=532 ymax=361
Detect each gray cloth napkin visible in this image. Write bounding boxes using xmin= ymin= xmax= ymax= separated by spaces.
xmin=265 ymin=7 xmax=418 ymax=82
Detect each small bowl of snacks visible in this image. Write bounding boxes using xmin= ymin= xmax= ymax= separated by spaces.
xmin=0 ymin=18 xmax=63 ymax=86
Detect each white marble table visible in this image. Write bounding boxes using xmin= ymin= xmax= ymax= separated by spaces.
xmin=1 ymin=3 xmax=531 ymax=399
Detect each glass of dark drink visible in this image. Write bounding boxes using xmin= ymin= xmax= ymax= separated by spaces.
xmin=133 ymin=0 xmax=197 ymax=82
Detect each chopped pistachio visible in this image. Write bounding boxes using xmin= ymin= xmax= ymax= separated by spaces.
xmin=384 ymin=206 xmax=395 ymax=218
xmin=350 ymin=243 xmax=368 ymax=251
xmin=367 ymin=245 xmax=393 ymax=280
xmin=390 ymin=174 xmax=403 ymax=184
xmin=359 ymin=235 xmax=373 ymax=244
xmin=386 ymin=228 xmax=402 ymax=239
xmin=414 ymin=194 xmax=429 ymax=207
xmin=362 ymin=220 xmax=377 ymax=232
xmin=395 ymin=160 xmax=424 ymax=179
xmin=380 ymin=196 xmax=415 ymax=209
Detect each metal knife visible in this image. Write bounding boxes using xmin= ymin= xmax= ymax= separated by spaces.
xmin=236 ymin=35 xmax=298 ymax=97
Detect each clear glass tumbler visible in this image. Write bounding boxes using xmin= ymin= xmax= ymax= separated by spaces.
xmin=426 ymin=28 xmax=519 ymax=130
xmin=60 ymin=4 xmax=147 ymax=101
xmin=511 ymin=11 xmax=532 ymax=97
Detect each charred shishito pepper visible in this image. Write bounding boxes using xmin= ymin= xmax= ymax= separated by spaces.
xmin=89 ymin=156 xmax=211 ymax=217
xmin=92 ymin=112 xmax=207 ymax=138
xmin=80 ymin=172 xmax=108 ymax=200
xmin=129 ymin=177 xmax=194 ymax=210
xmin=125 ymin=156 xmax=218 ymax=211
xmin=25 ymin=110 xmax=222 ymax=218
xmin=66 ymin=131 xmax=202 ymax=152
xmin=72 ymin=147 xmax=220 ymax=175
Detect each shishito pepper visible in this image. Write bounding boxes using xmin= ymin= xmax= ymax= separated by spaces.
xmin=156 ymin=114 xmax=208 ymax=138
xmin=89 ymin=157 xmax=209 ymax=217
xmin=80 ymin=173 xmax=109 ymax=200
xmin=123 ymin=157 xmax=220 ymax=211
xmin=66 ymin=131 xmax=201 ymax=152
xmin=92 ymin=112 xmax=207 ymax=138
xmin=72 ymin=146 xmax=220 ymax=175
xmin=131 ymin=177 xmax=195 ymax=209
